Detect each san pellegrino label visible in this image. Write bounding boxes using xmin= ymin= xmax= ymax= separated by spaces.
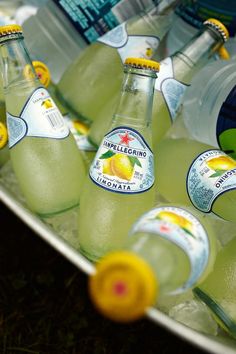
xmin=130 ymin=206 xmax=210 ymax=293
xmin=89 ymin=126 xmax=154 ymax=194
xmin=7 ymin=87 xmax=69 ymax=148
xmin=97 ymin=22 xmax=160 ymax=62
xmin=155 ymin=57 xmax=188 ymax=121
xmin=187 ymin=150 xmax=236 ymax=212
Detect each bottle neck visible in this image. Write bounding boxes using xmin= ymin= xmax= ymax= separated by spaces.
xmin=175 ymin=27 xmax=224 ymax=69
xmin=0 ymin=38 xmax=39 ymax=91
xmin=112 ymin=68 xmax=156 ymax=134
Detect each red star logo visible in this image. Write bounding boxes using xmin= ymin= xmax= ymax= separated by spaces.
xmin=118 ymin=131 xmax=134 ymax=146
xmin=160 ymin=225 xmax=170 ymax=233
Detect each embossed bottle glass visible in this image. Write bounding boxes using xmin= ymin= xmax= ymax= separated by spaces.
xmin=88 ymin=18 xmax=229 ymax=149
xmin=78 ymin=58 xmax=159 ymax=261
xmin=0 ymin=25 xmax=86 ymax=216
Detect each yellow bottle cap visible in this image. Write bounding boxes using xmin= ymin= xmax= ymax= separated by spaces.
xmin=218 ymin=46 xmax=231 ymax=60
xmin=204 ymin=18 xmax=229 ymax=42
xmin=89 ymin=251 xmax=158 ymax=322
xmin=0 ymin=24 xmax=23 ymax=37
xmin=0 ymin=122 xmax=8 ymax=149
xmin=124 ymin=57 xmax=160 ymax=72
xmin=32 ymin=61 xmax=51 ymax=88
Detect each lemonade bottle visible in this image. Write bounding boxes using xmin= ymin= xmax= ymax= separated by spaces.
xmin=31 ymin=60 xmax=96 ymax=169
xmin=0 ymin=24 xmax=86 ymax=216
xmin=88 ymin=18 xmax=229 ymax=148
xmin=164 ymin=0 xmax=236 ymax=58
xmin=155 ymin=135 xmax=236 ymax=222
xmin=88 ymin=203 xmax=217 ymax=322
xmin=194 ymin=236 xmax=236 ymax=339
xmin=78 ymin=58 xmax=159 ymax=261
xmin=182 ymin=59 xmax=236 ymax=161
xmin=56 ymin=0 xmax=179 ymax=124
xmin=151 ymin=18 xmax=229 ymax=147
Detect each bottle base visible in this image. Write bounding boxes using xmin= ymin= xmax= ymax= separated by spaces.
xmin=79 ymin=246 xmax=100 ymax=263
xmin=37 ymin=202 xmax=80 ymax=219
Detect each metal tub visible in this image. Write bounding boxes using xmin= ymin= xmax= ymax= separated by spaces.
xmin=1 ymin=161 xmax=236 ymax=354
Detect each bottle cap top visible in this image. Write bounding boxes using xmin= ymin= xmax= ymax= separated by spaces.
xmin=0 ymin=24 xmax=23 ymax=37
xmin=204 ymin=18 xmax=229 ymax=42
xmin=0 ymin=122 xmax=8 ymax=149
xmin=32 ymin=61 xmax=51 ymax=88
xmin=124 ymin=57 xmax=160 ymax=72
xmin=89 ymin=251 xmax=157 ymax=322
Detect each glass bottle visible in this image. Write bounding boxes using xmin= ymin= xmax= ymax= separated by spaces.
xmin=31 ymin=60 xmax=96 ymax=169
xmin=56 ymin=0 xmax=179 ymax=125
xmin=155 ymin=134 xmax=236 ymax=223
xmin=88 ymin=18 xmax=229 ymax=149
xmin=88 ymin=203 xmax=217 ymax=322
xmin=165 ymin=0 xmax=236 ymax=59
xmin=194 ymin=235 xmax=236 ymax=339
xmin=151 ymin=18 xmax=229 ymax=147
xmin=78 ymin=57 xmax=159 ymax=261
xmin=0 ymin=24 xmax=86 ymax=216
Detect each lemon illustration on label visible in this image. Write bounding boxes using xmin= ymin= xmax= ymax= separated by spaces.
xmin=73 ymin=120 xmax=89 ymax=136
xmin=157 ymin=210 xmax=194 ymax=237
xmin=207 ymin=155 xmax=236 ymax=177
xmin=102 ymin=157 xmax=114 ymax=176
xmin=0 ymin=122 xmax=8 ymax=149
xmin=41 ymin=99 xmax=53 ymax=109
xmin=110 ymin=154 xmax=134 ymax=181
xmin=100 ymin=151 xmax=142 ymax=181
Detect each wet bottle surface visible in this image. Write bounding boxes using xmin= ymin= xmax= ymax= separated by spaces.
xmin=89 ymin=203 xmax=217 ymax=322
xmin=151 ymin=18 xmax=229 ymax=147
xmin=0 ymin=24 xmax=86 ymax=217
xmin=155 ymin=136 xmax=236 ymax=223
xmin=78 ymin=58 xmax=159 ymax=261
xmin=56 ymin=0 xmax=179 ymax=125
xmin=194 ymin=236 xmax=236 ymax=339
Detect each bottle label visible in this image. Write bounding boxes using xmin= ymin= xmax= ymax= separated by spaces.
xmin=216 ymin=85 xmax=236 ymax=157
xmin=89 ymin=126 xmax=154 ymax=194
xmin=63 ymin=114 xmax=96 ymax=151
xmin=98 ymin=22 xmax=160 ymax=62
xmin=7 ymin=87 xmax=70 ymax=148
xmin=176 ymin=1 xmax=236 ymax=36
xmin=187 ymin=150 xmax=236 ymax=213
xmin=130 ymin=206 xmax=210 ymax=293
xmin=155 ymin=57 xmax=188 ymax=121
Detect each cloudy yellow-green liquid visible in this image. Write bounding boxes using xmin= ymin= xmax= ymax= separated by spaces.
xmin=6 ymin=81 xmax=86 ymax=216
xmin=88 ymin=55 xmax=193 ymax=148
xmin=155 ymin=137 xmax=236 ymax=222
xmin=57 ymin=11 xmax=171 ymax=124
xmin=194 ymin=236 xmax=236 ymax=338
